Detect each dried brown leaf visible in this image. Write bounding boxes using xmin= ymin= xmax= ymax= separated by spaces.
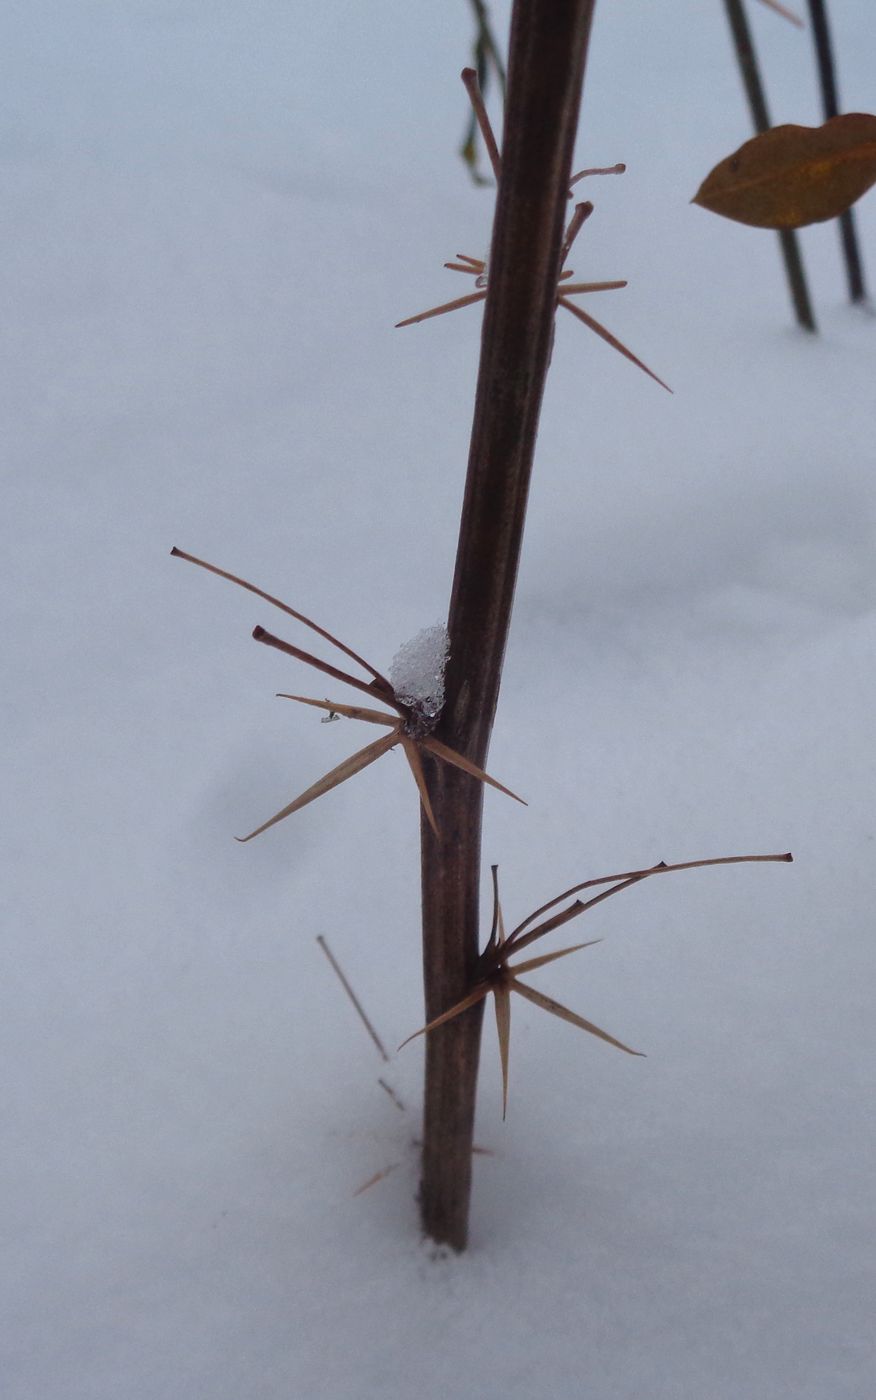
xmin=693 ymin=114 xmax=876 ymax=229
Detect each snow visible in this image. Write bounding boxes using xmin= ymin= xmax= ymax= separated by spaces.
xmin=2 ymin=1 xmax=875 ymax=1397
xmin=389 ymin=623 xmax=449 ymax=719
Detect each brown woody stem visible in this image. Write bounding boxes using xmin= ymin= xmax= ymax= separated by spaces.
xmin=418 ymin=0 xmax=597 ymax=1252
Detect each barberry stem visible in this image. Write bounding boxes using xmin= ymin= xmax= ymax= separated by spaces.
xmin=418 ymin=0 xmax=597 ymax=1252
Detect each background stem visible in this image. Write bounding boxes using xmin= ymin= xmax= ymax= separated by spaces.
xmin=806 ymin=0 xmax=867 ymax=303
xmin=419 ymin=0 xmax=597 ymax=1252
xmin=722 ymin=0 xmax=817 ymax=331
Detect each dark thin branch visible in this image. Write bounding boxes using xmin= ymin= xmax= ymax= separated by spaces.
xmin=806 ymin=0 xmax=867 ymax=302
xmin=470 ymin=0 xmax=506 ymax=91
xmin=316 ymin=935 xmax=390 ymax=1062
xmin=722 ymin=0 xmax=817 ymax=331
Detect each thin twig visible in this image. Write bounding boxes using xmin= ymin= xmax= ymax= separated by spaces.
xmin=378 ymin=1078 xmax=406 ymax=1112
xmin=757 ymin=0 xmax=804 ymax=26
xmin=316 ymin=935 xmax=390 ymax=1062
xmin=353 ymin=1164 xmax=398 ymax=1197
xmin=469 ymin=0 xmax=506 ymax=90
xmin=806 ymin=0 xmax=867 ymax=302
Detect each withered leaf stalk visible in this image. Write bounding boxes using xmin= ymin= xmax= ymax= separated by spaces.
xmin=402 ymin=853 xmax=792 ymax=1118
xmin=170 ymin=547 xmax=525 ymax=840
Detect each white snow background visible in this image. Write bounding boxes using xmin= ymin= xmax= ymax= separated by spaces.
xmin=2 ymin=2 xmax=874 ymax=1397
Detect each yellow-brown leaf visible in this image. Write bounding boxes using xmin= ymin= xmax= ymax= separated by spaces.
xmin=693 ymin=113 xmax=876 ymax=229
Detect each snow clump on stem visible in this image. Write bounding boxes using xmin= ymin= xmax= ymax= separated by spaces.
xmin=390 ymin=623 xmax=450 ymax=721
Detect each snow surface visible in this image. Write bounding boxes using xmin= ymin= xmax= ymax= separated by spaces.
xmin=2 ymin=2 xmax=875 ymax=1397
